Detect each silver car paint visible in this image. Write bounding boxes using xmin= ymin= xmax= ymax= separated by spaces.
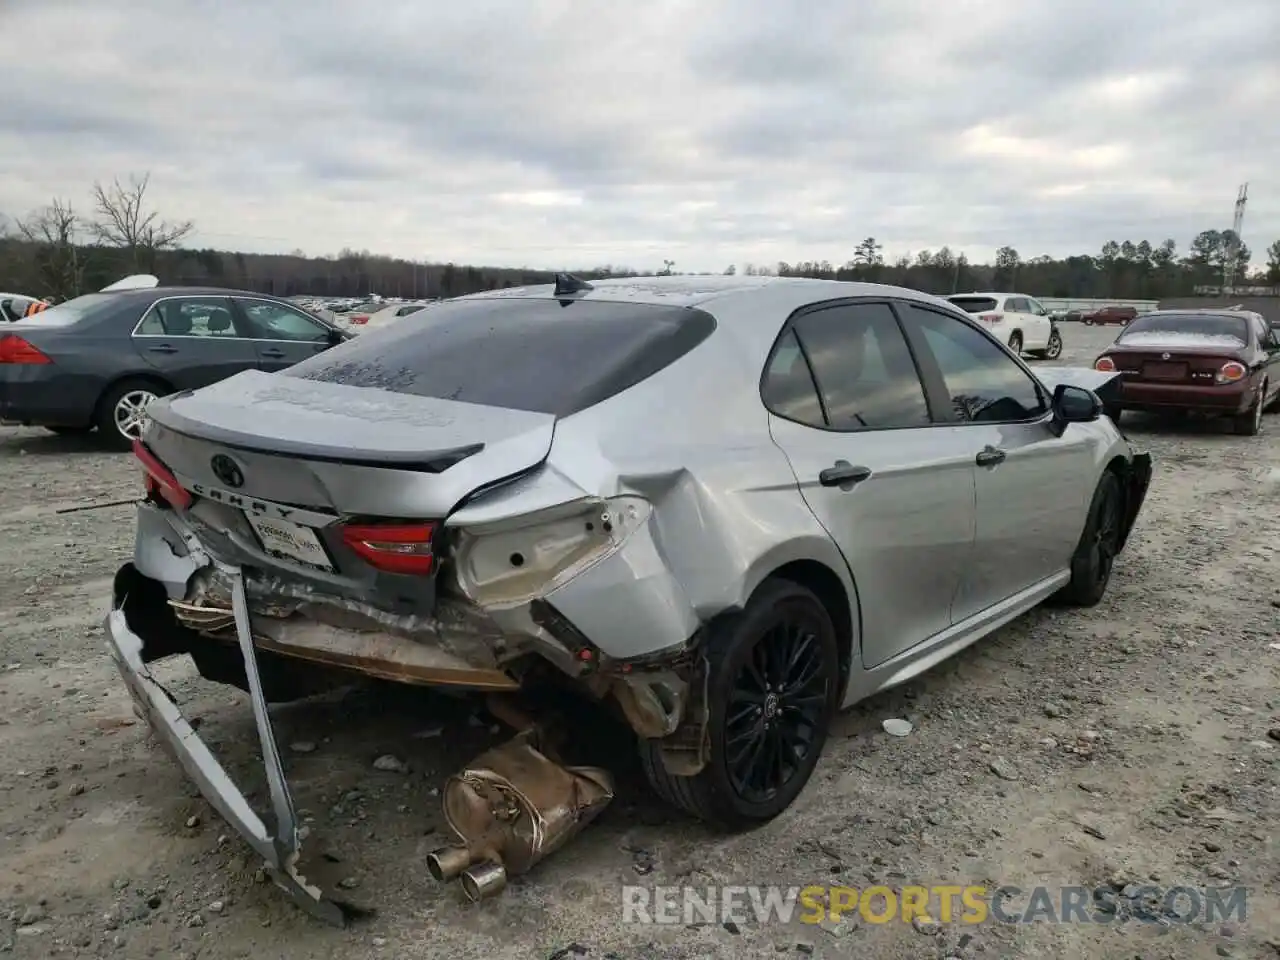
xmin=134 ymin=277 xmax=1138 ymax=706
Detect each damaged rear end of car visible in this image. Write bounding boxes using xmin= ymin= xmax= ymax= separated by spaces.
xmin=104 ymin=292 xmax=723 ymax=922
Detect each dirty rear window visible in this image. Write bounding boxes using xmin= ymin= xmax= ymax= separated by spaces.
xmin=946 ymin=296 xmax=1000 ymax=314
xmin=282 ymin=297 xmax=717 ymax=417
xmin=9 ymin=293 xmax=118 ymax=327
xmin=1119 ymin=313 xmax=1249 ymax=345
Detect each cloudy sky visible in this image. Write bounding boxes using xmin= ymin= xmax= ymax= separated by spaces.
xmin=1 ymin=0 xmax=1276 ymax=272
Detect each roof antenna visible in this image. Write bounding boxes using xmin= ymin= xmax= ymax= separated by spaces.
xmin=553 ymin=273 xmax=594 ymax=297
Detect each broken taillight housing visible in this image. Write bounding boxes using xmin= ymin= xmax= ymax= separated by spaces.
xmin=452 ymin=496 xmax=652 ymax=607
xmin=1216 ymin=361 xmax=1247 ymax=384
xmin=0 ymin=335 xmax=52 ymax=364
xmin=1094 ymin=356 xmax=1116 ymax=372
xmin=132 ymin=439 xmax=193 ymax=510
xmin=341 ymin=522 xmax=436 ymax=575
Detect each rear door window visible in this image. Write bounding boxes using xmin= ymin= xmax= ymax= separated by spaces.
xmin=763 ymin=301 xmax=930 ymax=430
xmin=283 ymin=297 xmax=716 ymax=417
xmin=135 ymin=298 xmax=240 ymax=337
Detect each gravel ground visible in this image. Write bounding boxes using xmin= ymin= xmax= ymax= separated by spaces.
xmin=1 ymin=322 xmax=1278 ymax=960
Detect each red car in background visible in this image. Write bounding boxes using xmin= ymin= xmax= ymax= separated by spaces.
xmin=1082 ymin=305 xmax=1138 ymax=326
xmin=1093 ymin=309 xmax=1280 ymax=435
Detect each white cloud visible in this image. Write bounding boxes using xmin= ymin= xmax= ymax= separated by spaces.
xmin=0 ymin=0 xmax=1276 ymax=271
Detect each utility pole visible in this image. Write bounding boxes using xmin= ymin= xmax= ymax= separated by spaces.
xmin=1223 ymin=183 xmax=1248 ymax=292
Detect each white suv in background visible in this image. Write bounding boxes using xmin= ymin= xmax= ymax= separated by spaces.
xmin=946 ymin=292 xmax=1060 ymax=359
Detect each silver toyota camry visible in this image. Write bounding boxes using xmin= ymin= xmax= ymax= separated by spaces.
xmin=105 ymin=274 xmax=1152 ymax=920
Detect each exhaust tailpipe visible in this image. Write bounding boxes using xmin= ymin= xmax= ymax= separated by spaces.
xmin=459 ymin=861 xmax=507 ymax=901
xmin=426 ymin=845 xmax=473 ymax=883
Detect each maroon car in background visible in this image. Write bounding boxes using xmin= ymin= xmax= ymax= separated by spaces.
xmin=1082 ymin=305 xmax=1138 ymax=326
xmin=1093 ymin=309 xmax=1280 ymax=435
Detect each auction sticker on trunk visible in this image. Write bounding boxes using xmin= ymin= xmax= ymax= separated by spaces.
xmin=245 ymin=513 xmax=334 ymax=570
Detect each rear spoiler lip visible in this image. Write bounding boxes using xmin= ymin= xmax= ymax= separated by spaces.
xmin=147 ymin=398 xmax=483 ymax=474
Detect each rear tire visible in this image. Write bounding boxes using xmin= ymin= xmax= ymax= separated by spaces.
xmin=638 ymin=578 xmax=840 ymax=829
xmin=1232 ymin=390 xmax=1264 ymax=437
xmin=94 ymin=378 xmax=167 ymax=451
xmin=1007 ymin=332 xmax=1023 ymax=354
xmin=1057 ymin=471 xmax=1123 ymax=607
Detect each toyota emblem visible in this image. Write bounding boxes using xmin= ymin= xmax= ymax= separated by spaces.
xmin=1161 ymin=352 xmax=1171 ymax=360
xmin=210 ymin=454 xmax=245 ymax=488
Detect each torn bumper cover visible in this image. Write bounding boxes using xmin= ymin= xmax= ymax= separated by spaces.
xmin=105 ymin=568 xmax=351 ymax=926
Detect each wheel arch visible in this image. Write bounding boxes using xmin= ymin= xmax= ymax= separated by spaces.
xmin=751 ymin=557 xmax=857 ymax=692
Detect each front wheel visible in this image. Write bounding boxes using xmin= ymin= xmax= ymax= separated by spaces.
xmin=1007 ymin=332 xmax=1023 ymax=354
xmin=1056 ymin=471 xmax=1123 ymax=607
xmin=639 ymin=579 xmax=840 ymax=829
xmin=1045 ymin=330 xmax=1063 ymax=359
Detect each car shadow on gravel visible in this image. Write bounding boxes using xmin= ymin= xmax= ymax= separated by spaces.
xmin=0 ymin=428 xmax=119 ymax=456
xmin=1118 ymin=411 xmax=1274 ymax=438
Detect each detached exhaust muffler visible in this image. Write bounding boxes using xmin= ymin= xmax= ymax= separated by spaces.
xmin=427 ymin=727 xmax=614 ymax=901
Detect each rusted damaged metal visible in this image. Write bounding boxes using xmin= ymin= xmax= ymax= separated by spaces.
xmin=168 ymin=597 xmax=520 ymax=691
xmin=105 ymin=567 xmax=353 ymax=926
xmin=426 ymin=722 xmax=614 ymax=901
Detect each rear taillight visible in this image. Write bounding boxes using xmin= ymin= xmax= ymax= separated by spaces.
xmin=978 ymin=313 xmax=1003 ymax=324
xmin=1217 ymin=361 xmax=1247 ymax=384
xmin=132 ymin=439 xmax=192 ymax=510
xmin=0 ymin=335 xmax=52 ymax=364
xmin=341 ymin=523 xmax=435 ymax=575
xmin=351 ymin=315 xmax=368 ymax=324
xmin=1094 ymin=356 xmax=1116 ymax=372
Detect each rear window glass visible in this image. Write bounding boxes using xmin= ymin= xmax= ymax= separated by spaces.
xmin=947 ymin=296 xmax=999 ymax=314
xmin=1119 ymin=313 xmax=1249 ymax=347
xmin=282 ymin=297 xmax=717 ymax=417
xmin=11 ymin=293 xmax=117 ymax=327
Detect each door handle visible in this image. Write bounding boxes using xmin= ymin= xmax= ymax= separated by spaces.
xmin=975 ymin=446 xmax=1006 ymax=467
xmin=148 ymin=344 xmax=177 ymax=354
xmin=818 ymin=461 xmax=873 ymax=488
xmin=260 ymin=348 xmax=285 ymax=359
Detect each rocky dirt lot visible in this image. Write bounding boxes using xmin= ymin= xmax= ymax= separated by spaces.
xmin=1 ymin=324 xmax=1278 ymax=960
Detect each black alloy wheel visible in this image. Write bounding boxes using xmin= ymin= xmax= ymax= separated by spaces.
xmin=724 ymin=616 xmax=829 ymax=804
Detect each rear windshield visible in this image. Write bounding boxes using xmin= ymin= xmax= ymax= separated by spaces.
xmin=947 ymin=296 xmax=999 ymax=314
xmin=9 ymin=293 xmax=118 ymax=327
xmin=282 ymin=296 xmax=717 ymax=417
xmin=1118 ymin=313 xmax=1249 ymax=346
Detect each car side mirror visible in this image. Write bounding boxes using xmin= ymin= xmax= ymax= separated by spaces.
xmin=325 ymin=328 xmax=345 ymax=346
xmin=1048 ymin=384 xmax=1101 ymax=436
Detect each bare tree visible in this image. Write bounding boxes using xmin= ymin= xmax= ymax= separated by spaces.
xmin=16 ymin=198 xmax=86 ymax=299
xmin=90 ymin=173 xmax=194 ymax=271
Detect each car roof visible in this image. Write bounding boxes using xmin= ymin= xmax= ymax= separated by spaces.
xmin=460 ymin=274 xmax=956 ymax=310
xmin=108 ymin=286 xmax=289 ymax=300
xmin=948 ymin=291 xmax=1030 ymax=299
xmin=1139 ymin=308 xmax=1259 ymax=320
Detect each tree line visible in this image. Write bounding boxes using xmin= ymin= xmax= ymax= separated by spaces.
xmin=3 ymin=173 xmax=1279 ymax=303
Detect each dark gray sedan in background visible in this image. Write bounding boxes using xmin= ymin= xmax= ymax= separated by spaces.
xmin=0 ymin=284 xmax=348 ymax=448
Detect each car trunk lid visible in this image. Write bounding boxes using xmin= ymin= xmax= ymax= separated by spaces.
xmin=138 ymin=370 xmax=554 ymax=609
xmin=144 ymin=369 xmax=555 ymax=519
xmin=1108 ymin=334 xmax=1247 ymax=384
